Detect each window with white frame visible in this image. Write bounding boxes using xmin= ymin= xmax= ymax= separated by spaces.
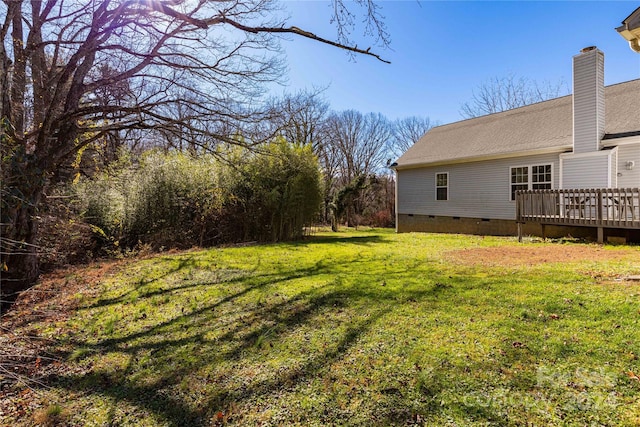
xmin=435 ymin=172 xmax=448 ymax=201
xmin=531 ymin=165 xmax=552 ymax=190
xmin=510 ymin=164 xmax=552 ymax=200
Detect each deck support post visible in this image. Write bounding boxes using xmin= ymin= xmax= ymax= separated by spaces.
xmin=597 ymin=189 xmax=603 ymax=223
xmin=541 ymin=224 xmax=546 ymax=240
xmin=597 ymin=227 xmax=604 ymax=243
xmin=517 ymin=222 xmax=522 ymax=243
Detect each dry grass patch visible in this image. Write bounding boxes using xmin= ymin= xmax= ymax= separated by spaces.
xmin=447 ymin=244 xmax=638 ymax=267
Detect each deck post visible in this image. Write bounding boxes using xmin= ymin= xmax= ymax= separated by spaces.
xmin=517 ymin=222 xmax=522 ymax=243
xmin=597 ymin=189 xmax=603 ymax=223
xmin=515 ymin=191 xmax=523 ymax=242
xmin=597 ymin=227 xmax=604 ymax=243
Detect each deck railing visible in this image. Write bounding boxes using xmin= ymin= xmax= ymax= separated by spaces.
xmin=515 ymin=188 xmax=640 ymax=229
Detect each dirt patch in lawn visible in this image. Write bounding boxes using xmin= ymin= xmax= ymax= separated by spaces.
xmin=447 ymin=244 xmax=638 ymax=268
xmin=2 ymin=260 xmax=123 ymax=329
xmin=0 ymin=260 xmax=124 ymax=424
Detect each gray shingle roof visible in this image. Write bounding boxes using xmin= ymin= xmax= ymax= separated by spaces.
xmin=396 ymin=79 xmax=640 ymax=169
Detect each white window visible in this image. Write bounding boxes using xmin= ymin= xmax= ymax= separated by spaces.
xmin=531 ymin=165 xmax=552 ymax=190
xmin=510 ymin=164 xmax=552 ymax=200
xmin=436 ymin=172 xmax=448 ymax=201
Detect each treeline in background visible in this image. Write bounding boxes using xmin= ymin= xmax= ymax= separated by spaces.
xmin=33 ymin=92 xmax=431 ymax=272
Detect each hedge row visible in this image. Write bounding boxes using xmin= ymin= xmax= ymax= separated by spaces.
xmin=74 ymin=141 xmax=322 ymax=250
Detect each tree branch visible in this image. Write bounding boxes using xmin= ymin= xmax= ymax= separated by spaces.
xmin=208 ymin=16 xmax=390 ymax=64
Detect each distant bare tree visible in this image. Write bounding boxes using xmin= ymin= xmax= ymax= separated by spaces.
xmin=326 ymin=110 xmax=392 ymax=181
xmin=324 ymin=110 xmax=392 ymax=227
xmin=0 ymin=0 xmax=390 ymax=298
xmin=317 ymin=136 xmax=342 ymax=222
xmin=390 ymin=116 xmax=436 ymax=158
xmin=267 ymin=90 xmax=330 ymax=149
xmin=460 ymin=74 xmax=569 ymax=118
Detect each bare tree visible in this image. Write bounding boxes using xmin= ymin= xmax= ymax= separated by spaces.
xmin=266 ymin=89 xmax=330 ymax=149
xmin=460 ymin=74 xmax=569 ymax=119
xmin=0 ymin=0 xmax=390 ymax=299
xmin=326 ymin=110 xmax=392 ymax=181
xmin=323 ymin=110 xmax=392 ymax=227
xmin=317 ymin=136 xmax=342 ymax=223
xmin=390 ymin=116 xmax=436 ymax=158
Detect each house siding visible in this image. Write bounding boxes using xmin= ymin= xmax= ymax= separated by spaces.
xmin=617 ymin=143 xmax=640 ymax=187
xmin=560 ymin=150 xmax=614 ymax=189
xmin=611 ymin=148 xmax=619 ymax=188
xmin=573 ymin=49 xmax=605 ymax=154
xmin=396 ymin=152 xmax=561 ymax=221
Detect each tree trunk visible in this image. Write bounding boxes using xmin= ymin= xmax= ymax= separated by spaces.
xmin=1 ymin=204 xmax=40 ymax=302
xmin=1 ymin=155 xmax=46 ymax=306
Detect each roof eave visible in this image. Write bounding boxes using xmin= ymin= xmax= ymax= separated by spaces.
xmin=617 ymin=7 xmax=640 ymax=52
xmin=601 ymin=133 xmax=640 ymax=147
xmin=395 ymin=145 xmax=572 ymax=171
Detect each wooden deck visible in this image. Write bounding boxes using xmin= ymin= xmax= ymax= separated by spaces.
xmin=515 ymin=188 xmax=640 ymax=241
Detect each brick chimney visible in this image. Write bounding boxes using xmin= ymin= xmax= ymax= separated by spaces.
xmin=572 ymin=46 xmax=605 ymax=153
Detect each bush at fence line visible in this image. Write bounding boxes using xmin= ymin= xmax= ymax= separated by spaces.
xmin=74 ymin=141 xmax=322 ymax=250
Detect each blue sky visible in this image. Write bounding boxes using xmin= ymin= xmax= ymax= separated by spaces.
xmin=274 ymin=1 xmax=640 ymax=124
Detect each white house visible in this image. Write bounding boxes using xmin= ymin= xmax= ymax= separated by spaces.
xmin=394 ymin=47 xmax=640 ymax=242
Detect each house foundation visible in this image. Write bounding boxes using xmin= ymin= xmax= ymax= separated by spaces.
xmin=396 ymin=214 xmax=597 ymax=240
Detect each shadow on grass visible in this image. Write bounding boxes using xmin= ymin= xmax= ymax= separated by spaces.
xmin=85 ymin=263 xmax=329 ymax=352
xmin=45 ymin=285 xmax=396 ymax=425
xmin=34 ymin=238 xmax=478 ymax=426
xmin=88 ymin=255 xmax=204 ymax=309
xmin=302 ymin=234 xmax=386 ymax=246
xmin=90 ymin=233 xmax=385 ymax=309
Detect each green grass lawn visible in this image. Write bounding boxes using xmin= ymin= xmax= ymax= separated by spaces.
xmin=6 ymin=229 xmax=640 ymax=426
